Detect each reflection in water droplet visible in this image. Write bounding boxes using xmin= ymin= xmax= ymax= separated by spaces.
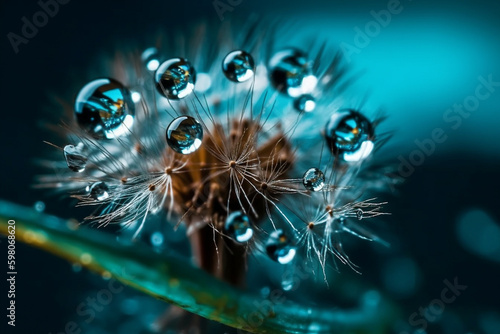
xmin=303 ymin=168 xmax=325 ymax=192
xmin=141 ymin=47 xmax=161 ymax=72
xmin=293 ymin=94 xmax=316 ymax=112
xmin=269 ymin=48 xmax=317 ymax=97
xmin=224 ymin=211 xmax=254 ymax=243
xmin=166 ymin=116 xmax=203 ymax=154
xmin=155 ymin=58 xmax=196 ymax=99
xmin=74 ymin=78 xmax=135 ymax=139
xmin=356 ymin=209 xmax=364 ymax=220
xmin=90 ymin=181 xmax=109 ymax=201
xmin=222 ymin=50 xmax=255 ymax=83
xmin=325 ymin=109 xmax=374 ymax=161
xmin=266 ymin=230 xmax=296 ymax=264
xmin=64 ymin=143 xmax=88 ymax=172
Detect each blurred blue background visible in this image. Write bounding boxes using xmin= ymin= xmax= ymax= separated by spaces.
xmin=1 ymin=0 xmax=500 ymax=333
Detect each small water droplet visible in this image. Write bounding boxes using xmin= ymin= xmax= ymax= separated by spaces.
xmin=155 ymin=58 xmax=196 ymax=99
xmin=63 ymin=143 xmax=87 ymax=172
xmin=303 ymin=168 xmax=325 ymax=192
xmin=225 ymin=211 xmax=254 ymax=243
xmin=222 ymin=50 xmax=255 ymax=82
xmin=33 ymin=201 xmax=45 ymax=213
xmin=150 ymin=231 xmax=164 ymax=247
xmin=293 ymin=94 xmax=316 ymax=112
xmin=89 ymin=181 xmax=109 ymax=201
xmin=325 ymin=109 xmax=374 ymax=161
xmin=266 ymin=230 xmax=296 ymax=264
xmin=356 ymin=209 xmax=364 ymax=220
xmin=166 ymin=116 xmax=203 ymax=154
xmin=269 ymin=48 xmax=317 ymax=97
xmin=74 ymin=78 xmax=135 ymax=139
xmin=141 ymin=47 xmax=161 ymax=72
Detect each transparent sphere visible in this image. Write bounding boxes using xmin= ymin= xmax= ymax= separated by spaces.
xmin=222 ymin=50 xmax=255 ymax=82
xmin=63 ymin=143 xmax=87 ymax=172
xmin=293 ymin=94 xmax=316 ymax=112
xmin=224 ymin=211 xmax=254 ymax=243
xmin=166 ymin=116 xmax=203 ymax=154
xmin=303 ymin=167 xmax=325 ymax=192
xmin=325 ymin=109 xmax=374 ymax=161
xmin=266 ymin=230 xmax=296 ymax=264
xmin=74 ymin=78 xmax=135 ymax=139
xmin=89 ymin=182 xmax=109 ymax=201
xmin=269 ymin=48 xmax=317 ymax=97
xmin=155 ymin=58 xmax=196 ymax=99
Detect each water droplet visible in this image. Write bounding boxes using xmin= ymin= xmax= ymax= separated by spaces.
xmin=269 ymin=48 xmax=317 ymax=97
xmin=131 ymin=91 xmax=141 ymax=103
xmin=224 ymin=211 xmax=254 ymax=243
xmin=150 ymin=231 xmax=164 ymax=247
xmin=325 ymin=109 xmax=374 ymax=161
xmin=33 ymin=201 xmax=45 ymax=213
xmin=63 ymin=143 xmax=87 ymax=172
xmin=356 ymin=209 xmax=364 ymax=220
xmin=303 ymin=168 xmax=325 ymax=192
xmin=293 ymin=94 xmax=316 ymax=112
xmin=166 ymin=116 xmax=203 ymax=154
xmin=266 ymin=230 xmax=296 ymax=264
xmin=74 ymin=78 xmax=135 ymax=139
xmin=155 ymin=58 xmax=196 ymax=99
xmin=141 ymin=47 xmax=161 ymax=72
xmin=89 ymin=181 xmax=109 ymax=201
xmin=222 ymin=50 xmax=255 ymax=82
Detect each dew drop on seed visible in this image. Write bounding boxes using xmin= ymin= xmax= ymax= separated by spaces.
xmin=325 ymin=109 xmax=374 ymax=161
xmin=294 ymin=94 xmax=316 ymax=112
xmin=74 ymin=78 xmax=135 ymax=139
xmin=141 ymin=47 xmax=161 ymax=72
xmin=155 ymin=58 xmax=196 ymax=99
xmin=89 ymin=181 xmax=109 ymax=201
xmin=224 ymin=211 xmax=254 ymax=243
xmin=222 ymin=50 xmax=255 ymax=83
xmin=166 ymin=116 xmax=203 ymax=154
xmin=269 ymin=48 xmax=317 ymax=97
xmin=303 ymin=167 xmax=325 ymax=192
xmin=63 ymin=143 xmax=88 ymax=172
xmin=356 ymin=209 xmax=364 ymax=220
xmin=266 ymin=230 xmax=296 ymax=264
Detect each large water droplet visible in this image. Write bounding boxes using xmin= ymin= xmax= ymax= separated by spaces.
xmin=222 ymin=50 xmax=255 ymax=83
xmin=325 ymin=109 xmax=374 ymax=161
xmin=166 ymin=116 xmax=203 ymax=154
xmin=294 ymin=94 xmax=316 ymax=112
xmin=63 ymin=143 xmax=87 ymax=172
xmin=303 ymin=167 xmax=325 ymax=192
xmin=225 ymin=211 xmax=254 ymax=243
xmin=269 ymin=48 xmax=317 ymax=97
xmin=74 ymin=78 xmax=135 ymax=139
xmin=89 ymin=181 xmax=109 ymax=201
xmin=155 ymin=58 xmax=196 ymax=99
xmin=266 ymin=230 xmax=296 ymax=264
xmin=141 ymin=47 xmax=161 ymax=72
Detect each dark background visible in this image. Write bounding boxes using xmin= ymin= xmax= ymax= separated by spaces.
xmin=1 ymin=0 xmax=500 ymax=333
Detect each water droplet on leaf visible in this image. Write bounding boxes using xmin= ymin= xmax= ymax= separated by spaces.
xmin=294 ymin=94 xmax=316 ymax=112
xmin=166 ymin=116 xmax=203 ymax=154
xmin=155 ymin=58 xmax=196 ymax=99
xmin=74 ymin=78 xmax=135 ymax=139
xmin=325 ymin=109 xmax=374 ymax=161
xmin=89 ymin=181 xmax=109 ymax=201
xmin=266 ymin=230 xmax=296 ymax=264
xmin=63 ymin=143 xmax=87 ymax=172
xmin=269 ymin=48 xmax=317 ymax=97
xmin=222 ymin=50 xmax=255 ymax=82
xmin=303 ymin=168 xmax=325 ymax=192
xmin=225 ymin=211 xmax=254 ymax=243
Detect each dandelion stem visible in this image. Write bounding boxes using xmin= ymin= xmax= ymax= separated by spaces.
xmin=0 ymin=200 xmax=399 ymax=334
